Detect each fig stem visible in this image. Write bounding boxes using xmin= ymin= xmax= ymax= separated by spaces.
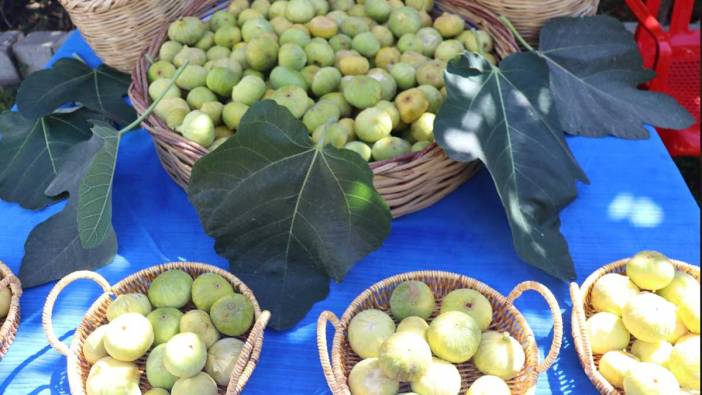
xmin=119 ymin=62 xmax=189 ymax=135
xmin=499 ymin=16 xmax=534 ymax=52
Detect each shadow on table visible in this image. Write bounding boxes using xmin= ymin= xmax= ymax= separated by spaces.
xmin=0 ymin=329 xmax=73 ymax=395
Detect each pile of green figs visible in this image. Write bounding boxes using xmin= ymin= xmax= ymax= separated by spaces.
xmin=81 ymin=269 xmax=255 ymax=395
xmin=147 ymin=0 xmax=496 ymax=161
xmin=345 ymin=280 xmax=524 ymax=395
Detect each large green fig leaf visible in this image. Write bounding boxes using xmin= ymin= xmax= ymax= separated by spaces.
xmin=20 ymin=135 xmax=117 ymax=287
xmin=536 ymin=16 xmax=694 ymax=138
xmin=188 ymin=100 xmax=392 ymax=329
xmin=16 ymin=58 xmax=135 ymax=125
xmin=436 ymin=52 xmax=588 ymax=280
xmin=77 ymin=121 xmax=121 ymax=248
xmin=0 ymin=109 xmax=95 ymax=209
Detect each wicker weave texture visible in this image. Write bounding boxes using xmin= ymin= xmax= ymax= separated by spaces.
xmin=317 ymin=271 xmax=563 ymax=394
xmin=42 ymin=262 xmax=269 ymax=395
xmin=58 ymin=0 xmax=220 ymax=72
xmin=570 ymin=258 xmax=700 ymax=395
xmin=446 ymin=0 xmax=600 ymax=44
xmin=0 ymin=261 xmax=22 ymax=360
xmin=128 ymin=0 xmax=520 ymax=219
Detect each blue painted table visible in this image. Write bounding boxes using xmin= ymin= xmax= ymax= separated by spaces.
xmin=0 ymin=31 xmax=699 ymax=395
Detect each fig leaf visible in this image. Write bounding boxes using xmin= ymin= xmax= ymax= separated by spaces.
xmin=19 ymin=135 xmax=117 ymax=288
xmin=188 ymin=100 xmax=392 ymax=329
xmin=16 ymin=58 xmax=135 ymax=125
xmin=0 ymin=108 xmax=95 ymax=210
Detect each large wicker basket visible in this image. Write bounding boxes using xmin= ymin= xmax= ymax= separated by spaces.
xmin=441 ymin=0 xmax=600 ymax=44
xmin=42 ymin=262 xmax=270 ymax=395
xmin=570 ymin=258 xmax=700 ymax=395
xmin=317 ymin=271 xmax=563 ymax=394
xmin=129 ymin=1 xmax=520 ymax=218
xmin=0 ymin=261 xmax=22 ymax=360
xmin=58 ymin=0 xmax=218 ymax=73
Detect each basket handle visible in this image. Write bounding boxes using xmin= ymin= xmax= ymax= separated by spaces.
xmin=569 ymin=283 xmax=594 ymax=366
xmin=317 ymin=311 xmax=350 ymax=395
xmin=0 ymin=274 xmax=22 ymax=296
xmin=42 ymin=271 xmax=112 ymax=356
xmin=506 ymin=281 xmax=563 ymax=373
xmin=227 ymin=310 xmax=271 ymax=395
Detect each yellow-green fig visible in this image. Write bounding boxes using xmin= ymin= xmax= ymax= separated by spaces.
xmin=351 ymin=31 xmax=380 ymax=58
xmin=149 ymin=79 xmax=181 ymax=102
xmin=146 ymin=343 xmax=178 ymax=390
xmin=241 ymin=18 xmax=273 ymax=43
xmin=622 ymin=293 xmax=677 ymax=342
xmin=160 ymin=41 xmax=184 ymax=62
xmin=410 ymin=112 xmax=435 ymax=142
xmin=245 ymin=36 xmax=279 ymax=71
xmin=590 ymin=273 xmax=640 ymax=316
xmin=340 ymin=16 xmax=370 ymax=37
xmin=164 ymin=332 xmax=207 ymax=378
xmin=411 ymin=141 xmax=431 ymax=152
xmin=210 ymin=10 xmax=237 ymax=31
xmin=312 ymin=123 xmax=348 ymax=148
xmin=174 ymin=46 xmax=207 ymax=67
xmin=206 ymin=45 xmax=231 ymax=61
xmin=375 ymin=100 xmax=400 ymax=130
xmin=397 ymin=316 xmax=429 ymax=339
xmin=457 ymin=30 xmax=479 ymax=52
xmin=372 ymin=136 xmax=410 ymax=161
xmin=191 ymin=272 xmax=234 ymax=311
xmin=678 ymin=295 xmax=700 ymax=334
xmin=348 ymin=358 xmax=399 ymax=395
xmin=627 ymin=251 xmax=675 ymax=291
xmin=147 ymin=307 xmax=183 ymax=345
xmin=668 ymin=335 xmax=700 ymax=390
xmin=210 ymin=293 xmax=254 ymax=336
xmin=148 ymin=269 xmax=193 ymax=309
xmin=303 ymin=100 xmax=341 ymax=132
xmin=286 ymin=0 xmax=316 ymax=23
xmin=86 ymin=357 xmax=140 ymax=395
xmin=599 ymin=350 xmax=640 ymax=389
xmin=416 ymin=60 xmax=445 ymax=89
xmin=623 ymin=362 xmax=680 ymax=395
xmin=631 ymin=340 xmax=672 ymax=366
xmin=416 ymin=27 xmax=442 ymax=57
xmin=389 ymin=280 xmax=435 ymax=320
xmin=83 ymin=325 xmax=109 ymax=364
xmin=354 ymin=107 xmax=392 ymax=143
xmin=433 ymin=12 xmax=464 ymax=38
xmin=466 ymin=375 xmax=511 ymax=395
xmin=271 ymin=86 xmax=311 ymax=119
xmin=348 ymin=309 xmax=395 ymax=359
xmin=176 ymin=65 xmax=208 ymax=90
xmin=206 ymin=337 xmax=245 ymax=386
xmin=172 ymin=372 xmax=218 ymax=395
xmin=330 ymin=33 xmax=353 ymax=51
xmin=222 ymin=101 xmax=250 ymax=129
xmin=107 ymin=293 xmax=152 ymax=321
xmin=417 ymin=84 xmax=442 ymax=114
xmin=269 ymin=1 xmax=288 ymax=19
xmin=364 ymin=0 xmax=391 ymax=23
xmin=200 ymin=101 xmax=224 ymax=125
xmin=339 ymin=55 xmax=370 ymax=76
xmin=278 ymin=43 xmax=308 ymax=71
xmin=308 ymin=15 xmax=338 ymax=38
xmin=168 ymin=17 xmax=207 ymax=45
xmin=395 ymin=88 xmax=428 ymax=123
xmin=388 ymin=7 xmax=422 ymax=37
xmin=390 ymin=62 xmax=416 ymax=90
xmin=427 ymin=311 xmax=481 ymax=363
xmin=586 ymin=312 xmax=630 ymax=354
xmin=434 ymin=40 xmax=464 ymax=63
xmin=397 ymin=33 xmax=424 ymax=54
xmin=410 ymin=357 xmax=461 ymax=395
xmin=195 ymin=31 xmax=215 ymax=51
xmin=378 ymin=332 xmax=432 ymax=381
xmin=343 ymin=76 xmax=383 ymax=109
xmin=305 ymin=40 xmax=335 ymax=66
xmin=104 ymin=313 xmax=154 ymax=362
xmin=148 ymin=60 xmax=176 ymax=82
xmin=180 ymin=310 xmax=220 ymax=348
xmin=280 ymin=27 xmax=312 ymax=47
xmin=270 ymin=66 xmax=308 ymax=90
xmin=367 ymin=68 xmax=397 ymax=101
xmin=658 ymin=271 xmax=700 ymax=306
xmin=232 ymin=75 xmax=266 ymax=105
xmin=207 ymin=66 xmax=241 ymax=97
xmin=667 ymin=313 xmax=689 ymax=343
xmin=321 ymin=92 xmax=352 ymax=117
xmin=186 ymin=87 xmax=217 ymax=110
xmin=344 ymin=141 xmax=372 ymax=161
xmin=473 ymin=331 xmax=525 ymax=380
xmin=177 ymin=110 xmax=216 ymax=146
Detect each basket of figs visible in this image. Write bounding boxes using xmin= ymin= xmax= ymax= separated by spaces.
xmin=570 ymin=251 xmax=700 ymax=394
xmin=0 ymin=261 xmax=22 ymax=359
xmin=316 ymin=271 xmax=563 ymax=394
xmin=129 ymin=0 xmax=519 ymax=218
xmin=42 ymin=262 xmax=270 ymax=395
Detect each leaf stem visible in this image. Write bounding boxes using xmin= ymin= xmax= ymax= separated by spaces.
xmin=119 ymin=62 xmax=188 ymax=135
xmin=499 ymin=16 xmax=535 ymax=52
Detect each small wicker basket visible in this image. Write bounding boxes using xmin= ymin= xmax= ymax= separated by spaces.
xmin=570 ymin=258 xmax=700 ymax=395
xmin=129 ymin=1 xmax=520 ymax=218
xmin=42 ymin=262 xmax=270 ymax=395
xmin=317 ymin=271 xmax=563 ymax=394
xmin=441 ymin=0 xmax=600 ymax=44
xmin=0 ymin=261 xmax=22 ymax=360
xmin=58 ymin=0 xmax=218 ymax=73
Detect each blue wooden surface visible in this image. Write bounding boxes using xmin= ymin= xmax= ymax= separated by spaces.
xmin=0 ymin=31 xmax=699 ymax=394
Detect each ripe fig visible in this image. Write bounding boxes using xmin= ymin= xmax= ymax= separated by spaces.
xmin=210 ymin=293 xmax=254 ymax=336
xmin=180 ymin=309 xmax=220 ymax=348
xmin=146 ymin=343 xmax=178 ymax=390
xmin=186 ymin=87 xmax=217 ymax=110
xmin=148 ymin=269 xmax=193 ymax=309
xmin=623 ymin=362 xmax=680 ymax=395
xmin=378 ymin=332 xmax=432 ymax=381
xmin=388 ymin=7 xmax=422 ymax=37
xmin=83 ymin=325 xmax=109 ymax=364
xmin=473 ymin=331 xmax=526 ymax=380
xmin=206 ymin=337 xmax=245 ymax=386
xmin=147 ymin=307 xmax=183 ymax=345
xmin=107 ymin=293 xmax=152 ymax=321
xmin=410 ymin=357 xmax=461 ymax=395
xmin=598 ymin=350 xmax=640 ymax=388
xmin=278 ymin=43 xmax=308 ymax=71
xmin=390 ymin=62 xmax=416 ymax=90
xmin=426 ymin=311 xmax=481 ymax=363
xmin=348 ymin=358 xmax=399 ymax=395
xmin=222 ymin=101 xmax=250 ymax=129
xmin=172 ymin=372 xmax=218 ymax=395
xmin=168 ymin=17 xmax=207 ymax=45
xmin=343 ymin=76 xmax=383 ymax=109
xmin=433 ymin=12 xmax=464 ymax=38
xmin=587 ymin=312 xmax=631 ymax=354
xmin=354 ymin=107 xmax=393 ymax=143
xmin=590 ymin=273 xmax=640 ymax=316
xmin=622 ymin=293 xmax=677 ymax=342
xmin=160 ymin=41 xmax=184 ymax=62
xmin=164 ymin=332 xmax=207 ymax=378
xmin=627 ymin=251 xmax=675 ymax=291
xmin=348 ymin=309 xmax=395 ymax=358
xmin=389 ymin=280 xmax=435 ymax=320
xmin=149 ymin=79 xmax=181 ymax=101
xmin=104 ymin=313 xmax=154 ymax=362
xmin=344 ymin=141 xmax=372 ymax=161
xmin=395 ymin=88 xmax=428 ymax=123
xmin=177 ymin=110 xmax=216 ymax=146
xmin=466 ymin=375 xmax=511 ymax=395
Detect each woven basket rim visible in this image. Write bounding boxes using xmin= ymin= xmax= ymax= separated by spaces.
xmin=42 ymin=261 xmax=268 ymax=395
xmin=318 ymin=270 xmax=563 ymax=394
xmin=0 ymin=261 xmax=22 ymax=359
xmin=127 ymin=0 xmax=520 ymax=217
xmin=569 ymin=258 xmax=700 ymax=395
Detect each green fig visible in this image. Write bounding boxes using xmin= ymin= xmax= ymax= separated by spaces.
xmin=343 ymin=76 xmax=383 ymax=109
xmin=222 ymin=101 xmax=250 ymax=129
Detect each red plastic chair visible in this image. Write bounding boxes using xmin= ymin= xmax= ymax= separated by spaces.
xmin=625 ymin=0 xmax=700 ymax=157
